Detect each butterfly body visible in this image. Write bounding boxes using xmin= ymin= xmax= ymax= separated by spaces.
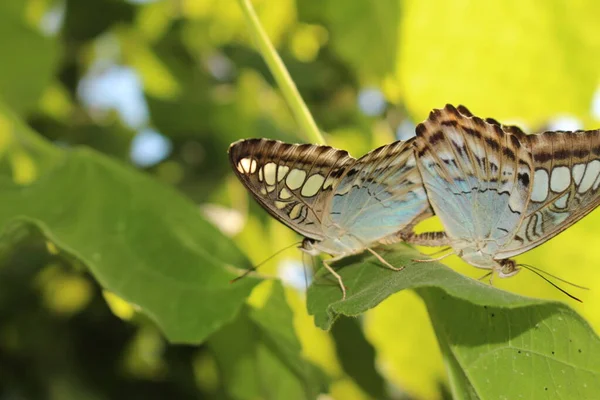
xmin=411 ymin=104 xmax=600 ymax=281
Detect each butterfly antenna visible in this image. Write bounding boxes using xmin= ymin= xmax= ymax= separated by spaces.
xmin=477 ymin=271 xmax=493 ymax=282
xmin=230 ymin=241 xmax=302 ymax=284
xmin=518 ymin=263 xmax=589 ymax=290
xmin=518 ymin=264 xmax=585 ymax=303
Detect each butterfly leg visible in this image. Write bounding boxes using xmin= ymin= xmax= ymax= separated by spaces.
xmin=411 ymin=250 xmax=454 ymax=263
xmin=424 ymin=246 xmax=452 ymax=257
xmin=322 ymin=259 xmax=347 ymax=300
xmin=366 ymin=247 xmax=404 ymax=271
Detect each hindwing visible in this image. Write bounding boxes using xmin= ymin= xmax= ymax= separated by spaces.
xmin=414 ymin=104 xmax=533 ymax=250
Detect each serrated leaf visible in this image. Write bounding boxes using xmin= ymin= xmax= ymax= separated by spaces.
xmin=307 ymin=245 xmax=600 ymax=398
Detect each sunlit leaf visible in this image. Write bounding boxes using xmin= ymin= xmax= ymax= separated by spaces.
xmin=364 ymin=290 xmax=446 ymax=399
xmin=307 ymin=244 xmax=600 ymax=398
xmin=397 ymin=0 xmax=600 ymax=123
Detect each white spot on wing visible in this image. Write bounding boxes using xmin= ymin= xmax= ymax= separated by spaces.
xmin=509 ymin=191 xmax=526 ymax=213
xmin=572 ymin=163 xmax=585 ymax=185
xmin=531 ymin=169 xmax=549 ymax=202
xmin=323 ymin=175 xmax=336 ymax=189
xmin=289 ymin=203 xmax=302 ymax=219
xmin=593 ymin=172 xmax=600 ymax=191
xmin=264 ymin=162 xmax=277 ymax=185
xmin=554 ymin=192 xmax=569 ymax=209
xmin=238 ymin=157 xmax=256 ymax=174
xmin=275 ymin=201 xmax=287 ymax=209
xmin=237 ymin=161 xmax=245 ymax=173
xmin=277 ymin=166 xmax=289 ymax=182
xmin=258 ymin=167 xmax=263 ymax=181
xmin=579 ymin=160 xmax=600 ymax=193
xmin=550 ymin=166 xmax=570 ymax=193
xmin=535 ymin=213 xmax=544 ymax=236
xmin=280 ymin=188 xmax=292 ymax=199
xmin=301 ymin=174 xmax=325 ymax=197
xmin=286 ymin=169 xmax=307 ymax=190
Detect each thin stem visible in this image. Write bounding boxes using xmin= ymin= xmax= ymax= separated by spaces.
xmin=237 ymin=0 xmax=326 ymax=145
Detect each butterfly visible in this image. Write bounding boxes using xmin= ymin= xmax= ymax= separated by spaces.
xmin=229 ymin=138 xmax=433 ymax=298
xmin=405 ymin=104 xmax=600 ymax=288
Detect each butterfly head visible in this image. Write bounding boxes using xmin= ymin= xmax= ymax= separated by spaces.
xmin=497 ymin=258 xmax=520 ymax=278
xmin=299 ymin=238 xmax=321 ymax=256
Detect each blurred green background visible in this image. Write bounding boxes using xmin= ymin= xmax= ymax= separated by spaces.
xmin=1 ymin=0 xmax=600 ymax=399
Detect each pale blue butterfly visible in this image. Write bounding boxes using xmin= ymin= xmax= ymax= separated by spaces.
xmin=406 ymin=104 xmax=600 ymax=299
xmin=229 ymin=138 xmax=432 ymax=298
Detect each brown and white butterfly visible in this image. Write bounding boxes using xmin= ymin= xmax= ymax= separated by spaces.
xmin=404 ymin=104 xmax=600 ymax=288
xmin=229 ymin=138 xmax=433 ymax=298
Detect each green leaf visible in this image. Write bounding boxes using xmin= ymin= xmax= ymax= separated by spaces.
xmin=307 ymin=244 xmax=531 ymax=330
xmin=209 ymin=281 xmax=328 ymax=400
xmin=0 ymin=104 xmax=259 ymax=344
xmin=330 ymin=317 xmax=388 ymax=399
xmin=422 ymin=288 xmax=600 ymax=399
xmin=397 ymin=1 xmax=600 ymax=123
xmin=428 ymin=303 xmax=480 ymax=400
xmin=300 ymin=0 xmax=399 ymax=81
xmin=63 ymin=0 xmax=135 ymax=41
xmin=0 ymin=3 xmax=59 ymax=113
xmin=307 ymin=245 xmax=600 ymax=398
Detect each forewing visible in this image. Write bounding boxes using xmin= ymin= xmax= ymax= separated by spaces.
xmin=327 ymin=138 xmax=433 ymax=243
xmin=229 ymin=138 xmax=354 ymax=240
xmin=413 ymin=104 xmax=533 ymax=250
xmin=497 ymin=128 xmax=600 ymax=258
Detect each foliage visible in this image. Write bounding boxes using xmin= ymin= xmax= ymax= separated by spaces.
xmin=308 ymin=245 xmax=600 ymax=399
xmin=1 ymin=0 xmax=600 ymax=399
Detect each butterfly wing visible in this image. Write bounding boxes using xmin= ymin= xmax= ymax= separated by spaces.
xmin=325 ymin=138 xmax=432 ymax=246
xmin=496 ymin=128 xmax=600 ymax=258
xmin=414 ymin=104 xmax=533 ymax=254
xmin=228 ymin=138 xmax=354 ymax=241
